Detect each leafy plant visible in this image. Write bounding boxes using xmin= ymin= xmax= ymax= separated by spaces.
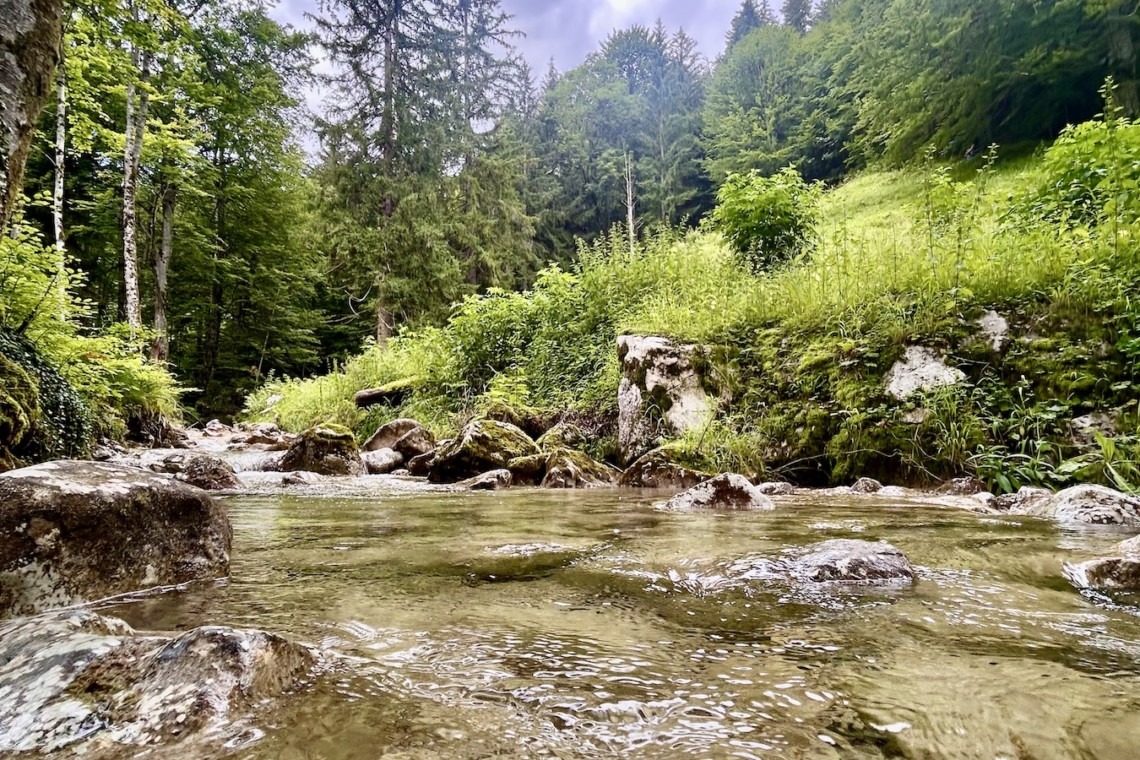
xmin=710 ymin=167 xmax=822 ymax=273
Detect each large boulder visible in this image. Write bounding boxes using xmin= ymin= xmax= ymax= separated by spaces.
xmin=427 ymin=420 xmax=539 ymax=483
xmin=790 ymin=539 xmax=915 ymax=583
xmin=993 ymin=485 xmax=1052 ymax=513
xmin=393 ymin=426 xmax=436 ymax=459
xmin=662 ymin=473 xmax=774 ymax=511
xmin=541 ymin=449 xmax=618 ymax=489
xmin=618 ymin=446 xmax=709 ymax=489
xmin=0 ymin=461 xmax=231 ymax=617
xmin=850 ymin=477 xmax=883 ymax=494
xmin=0 ymin=611 xmax=313 ymax=754
xmin=617 ymin=335 xmax=714 ymax=465
xmin=363 ymin=418 xmax=423 ymax=452
xmin=885 ymin=346 xmax=965 ymax=401
xmin=1063 ymin=535 xmax=1140 ymax=590
xmin=536 ymin=422 xmax=587 ymax=451
xmin=362 ymin=448 xmax=404 ymax=475
xmin=1022 ymin=485 xmax=1140 ymax=525
xmin=278 ymin=424 xmax=365 ymax=477
xmin=153 ymin=452 xmax=242 ymax=491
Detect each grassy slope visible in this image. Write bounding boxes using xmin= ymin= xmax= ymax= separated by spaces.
xmin=246 ymin=152 xmax=1140 ymax=492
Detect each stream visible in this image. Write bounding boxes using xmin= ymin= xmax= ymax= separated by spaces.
xmin=90 ymin=473 xmax=1140 ymax=759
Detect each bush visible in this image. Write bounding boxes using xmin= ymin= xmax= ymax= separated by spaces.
xmin=710 ymin=166 xmax=821 ymax=273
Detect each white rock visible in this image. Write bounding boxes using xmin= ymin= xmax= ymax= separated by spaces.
xmin=885 ymin=347 xmax=965 ymax=401
xmin=976 ymin=310 xmax=1010 ymax=352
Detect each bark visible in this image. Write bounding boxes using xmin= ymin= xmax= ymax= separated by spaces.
xmin=52 ymin=53 xmax=64 ymax=252
xmin=0 ymin=0 xmax=63 ymax=231
xmin=121 ymin=33 xmax=151 ymax=334
xmin=375 ymin=296 xmax=392 ymax=346
xmin=150 ymin=182 xmax=175 ymax=363
xmin=625 ymin=150 xmax=637 ymax=255
xmin=379 ymin=0 xmax=399 ymax=164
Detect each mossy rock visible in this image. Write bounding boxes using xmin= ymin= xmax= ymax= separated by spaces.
xmin=0 ymin=353 xmax=38 ymax=470
xmin=507 ymin=453 xmax=548 ymax=486
xmin=278 ymin=424 xmax=365 ymax=476
xmin=536 ymin=422 xmax=586 ymax=451
xmin=619 ymin=446 xmax=710 ymax=489
xmin=428 ymin=419 xmax=540 ymax=484
xmin=542 ymin=448 xmax=618 ymax=489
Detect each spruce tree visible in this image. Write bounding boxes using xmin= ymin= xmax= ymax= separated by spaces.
xmin=782 ymin=0 xmax=811 ymax=34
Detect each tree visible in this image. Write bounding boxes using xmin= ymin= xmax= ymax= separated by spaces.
xmin=782 ymin=0 xmax=811 ymax=34
xmin=726 ymin=0 xmax=764 ymax=51
xmin=0 ymin=0 xmax=63 ymax=230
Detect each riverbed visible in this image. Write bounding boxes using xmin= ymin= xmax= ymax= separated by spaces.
xmin=91 ymin=480 xmax=1140 ymax=759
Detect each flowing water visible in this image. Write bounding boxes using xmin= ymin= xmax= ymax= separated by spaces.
xmin=96 ymin=480 xmax=1140 ymax=759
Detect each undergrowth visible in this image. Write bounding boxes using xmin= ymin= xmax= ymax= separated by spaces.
xmin=247 ymin=105 xmax=1140 ymax=493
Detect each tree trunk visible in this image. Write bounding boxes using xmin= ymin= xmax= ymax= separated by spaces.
xmin=625 ymin=150 xmax=637 ymax=255
xmin=151 ymin=182 xmax=175 ymax=362
xmin=52 ymin=54 xmax=65 ymax=252
xmin=0 ymin=0 xmax=64 ymax=231
xmin=121 ymin=35 xmax=151 ymax=334
xmin=375 ymin=293 xmax=392 ymax=346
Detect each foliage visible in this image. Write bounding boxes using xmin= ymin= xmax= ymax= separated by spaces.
xmin=711 ymin=167 xmax=821 ymax=272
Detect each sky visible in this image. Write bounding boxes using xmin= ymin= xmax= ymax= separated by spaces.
xmin=269 ymin=0 xmax=741 ymax=79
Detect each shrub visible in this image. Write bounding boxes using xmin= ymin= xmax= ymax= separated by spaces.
xmin=710 ymin=166 xmax=821 ymax=273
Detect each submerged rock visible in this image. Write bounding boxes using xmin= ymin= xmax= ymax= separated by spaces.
xmin=278 ymin=425 xmax=365 ymax=477
xmin=619 ymin=446 xmax=709 ymax=490
xmin=754 ymin=481 xmax=796 ymax=496
xmin=1063 ymin=535 xmax=1140 ymax=590
xmin=885 ymin=346 xmax=965 ymax=401
xmin=362 ymin=448 xmax=404 ymax=475
xmin=662 ymin=473 xmax=774 ymax=512
xmin=1022 ymin=485 xmax=1140 ymax=525
xmin=282 ymin=471 xmax=324 ymax=486
xmin=153 ymin=453 xmax=242 ymax=491
xmin=428 ymin=420 xmax=539 ymax=484
xmin=363 ymin=418 xmax=423 ymax=452
xmin=461 ymin=469 xmax=513 ymax=491
xmin=790 ymin=539 xmax=914 ymax=583
xmin=541 ymin=448 xmax=618 ymax=489
xmin=617 ymin=335 xmax=714 ymax=465
xmin=993 ymin=485 xmax=1052 ymax=513
xmin=0 ymin=610 xmax=314 ymax=754
xmin=0 ymin=461 xmax=231 ymax=617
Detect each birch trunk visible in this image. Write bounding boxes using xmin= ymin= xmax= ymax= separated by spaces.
xmin=121 ymin=34 xmax=150 ymax=333
xmin=150 ymin=182 xmax=174 ymax=362
xmin=625 ymin=151 xmax=637 ymax=255
xmin=52 ymin=56 xmax=65 ymax=252
xmin=0 ymin=0 xmax=64 ymax=231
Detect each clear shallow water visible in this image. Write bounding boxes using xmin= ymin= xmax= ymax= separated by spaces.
xmin=98 ymin=486 xmax=1140 ymax=759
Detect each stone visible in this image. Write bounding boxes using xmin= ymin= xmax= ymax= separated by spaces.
xmin=1069 ymin=413 xmax=1119 ymax=448
xmin=885 ymin=346 xmax=965 ymax=401
xmin=240 ymin=422 xmax=288 ymax=446
xmin=1023 ymin=485 xmax=1140 ymax=526
xmin=541 ymin=449 xmax=618 ymax=489
xmin=850 ymin=477 xmax=883 ymax=494
xmin=363 ymin=418 xmax=423 ymax=452
xmin=0 ymin=611 xmax=313 ymax=754
xmin=992 ymin=486 xmax=1052 ymax=513
xmin=937 ymin=477 xmax=987 ymax=496
xmin=278 ymin=424 xmax=365 ymax=477
xmin=407 ymin=451 xmax=435 ymax=477
xmin=790 ymin=540 xmax=915 ymax=583
xmin=363 ymin=448 xmax=404 ymax=475
xmin=0 ymin=461 xmax=231 ymax=617
xmin=461 ymin=469 xmax=512 ymax=491
xmin=153 ymin=453 xmax=242 ymax=491
xmin=1063 ymin=535 xmax=1140 ymax=590
xmin=282 ymin=471 xmax=324 ymax=486
xmin=507 ymin=453 xmax=549 ymax=485
xmin=203 ymin=418 xmax=231 ymax=437
xmin=536 ymin=422 xmax=587 ymax=451
xmin=976 ymin=310 xmax=1010 ymax=352
xmin=427 ymin=420 xmax=539 ymax=483
xmin=393 ymin=426 xmax=436 ymax=458
xmin=617 ymin=335 xmax=714 ymax=465
xmin=619 ymin=446 xmax=709 ymax=489
xmin=662 ymin=473 xmax=774 ymax=511
xmin=754 ymin=481 xmax=796 ymax=496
